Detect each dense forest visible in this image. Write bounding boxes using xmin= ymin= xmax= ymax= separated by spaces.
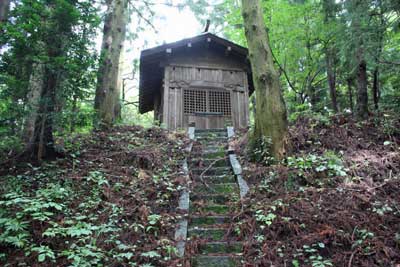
xmin=0 ymin=0 xmax=399 ymax=266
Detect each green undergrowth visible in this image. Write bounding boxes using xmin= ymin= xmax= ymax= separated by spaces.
xmin=0 ymin=126 xmax=188 ymax=267
xmin=233 ymin=114 xmax=400 ymax=266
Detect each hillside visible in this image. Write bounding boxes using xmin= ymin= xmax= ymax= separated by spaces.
xmin=1 ymin=114 xmax=399 ymax=266
xmin=232 ymin=114 xmax=400 ymax=266
xmin=1 ymin=126 xmax=188 ymax=267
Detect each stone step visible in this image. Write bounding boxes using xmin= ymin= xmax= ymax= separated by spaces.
xmin=189 ymin=158 xmax=231 ymax=169
xmin=196 ymin=136 xmax=228 ymax=143
xmin=195 ymin=134 xmax=227 ymax=140
xmin=191 ymin=193 xmax=237 ymax=206
xmin=193 ymin=183 xmax=238 ymax=194
xmin=195 ymin=128 xmax=227 ymax=133
xmin=191 ymin=203 xmax=232 ymax=214
xmin=194 ymin=132 xmax=228 ymax=140
xmin=188 ymin=226 xmax=230 ymax=240
xmin=199 ymin=242 xmax=243 ymax=254
xmin=190 ymin=158 xmax=230 ymax=168
xmin=191 ymin=255 xmax=241 ymax=267
xmin=199 ymin=141 xmax=228 ymax=148
xmin=192 ymin=174 xmax=237 ymax=184
xmin=191 ymin=150 xmax=226 ymax=159
xmin=190 ymin=215 xmax=232 ymax=226
xmin=191 ymin=167 xmax=233 ymax=176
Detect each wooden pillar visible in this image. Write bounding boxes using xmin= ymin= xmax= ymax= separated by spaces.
xmin=243 ymin=71 xmax=250 ymax=128
xmin=162 ymin=67 xmax=170 ymax=128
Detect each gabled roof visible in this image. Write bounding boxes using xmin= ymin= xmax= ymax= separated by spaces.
xmin=139 ymin=33 xmax=253 ymax=114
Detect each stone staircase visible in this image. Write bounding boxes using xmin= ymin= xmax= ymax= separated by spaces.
xmin=187 ymin=128 xmax=243 ymax=267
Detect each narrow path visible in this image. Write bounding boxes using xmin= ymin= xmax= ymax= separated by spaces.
xmin=187 ymin=128 xmax=242 ymax=267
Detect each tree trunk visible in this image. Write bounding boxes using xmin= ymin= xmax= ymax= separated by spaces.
xmin=0 ymin=0 xmax=10 ymax=23
xmin=23 ymin=63 xmax=58 ymax=161
xmin=309 ymin=85 xmax=321 ymax=111
xmin=347 ymin=77 xmax=354 ymax=113
xmin=23 ymin=5 xmax=68 ymax=161
xmin=70 ymin=94 xmax=78 ymax=132
xmin=351 ymin=0 xmax=369 ymax=119
xmin=32 ymin=66 xmax=58 ymax=160
xmin=323 ymin=0 xmax=338 ymax=113
xmin=94 ymin=0 xmax=128 ymax=127
xmin=0 ymin=0 xmax=10 ymax=49
xmin=356 ymin=56 xmax=368 ymax=119
xmin=241 ymin=0 xmax=288 ymax=160
xmin=372 ymin=66 xmax=380 ymax=110
xmin=326 ymin=48 xmax=338 ymax=112
xmin=23 ymin=63 xmax=45 ymax=150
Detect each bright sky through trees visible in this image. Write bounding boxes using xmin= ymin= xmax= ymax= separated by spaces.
xmin=121 ymin=1 xmax=202 ymax=98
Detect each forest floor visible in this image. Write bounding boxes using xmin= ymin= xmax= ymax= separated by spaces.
xmin=0 ymin=113 xmax=399 ymax=267
xmin=231 ymin=113 xmax=400 ymax=267
xmin=0 ymin=126 xmax=190 ymax=267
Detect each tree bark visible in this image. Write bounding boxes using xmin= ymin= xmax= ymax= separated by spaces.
xmin=323 ymin=0 xmax=338 ymax=113
xmin=309 ymin=85 xmax=321 ymax=111
xmin=372 ymin=67 xmax=379 ymax=110
xmin=70 ymin=93 xmax=78 ymax=132
xmin=0 ymin=0 xmax=10 ymax=23
xmin=347 ymin=77 xmax=354 ymax=113
xmin=355 ymin=57 xmax=368 ymax=119
xmin=326 ymin=48 xmax=338 ymax=112
xmin=23 ymin=4 xmax=69 ymax=160
xmin=351 ymin=0 xmax=369 ymax=119
xmin=0 ymin=0 xmax=10 ymax=49
xmin=32 ymin=66 xmax=58 ymax=160
xmin=23 ymin=63 xmax=45 ymax=151
xmin=241 ymin=0 xmax=288 ymax=160
xmin=94 ymin=0 xmax=128 ymax=127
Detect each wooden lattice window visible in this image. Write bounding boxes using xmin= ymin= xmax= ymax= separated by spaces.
xmin=209 ymin=91 xmax=231 ymax=116
xmin=183 ymin=89 xmax=231 ymax=117
xmin=183 ymin=89 xmax=206 ymax=114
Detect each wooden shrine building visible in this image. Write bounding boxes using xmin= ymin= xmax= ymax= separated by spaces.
xmin=138 ymin=33 xmax=253 ymax=130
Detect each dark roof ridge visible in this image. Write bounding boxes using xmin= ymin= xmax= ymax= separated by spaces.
xmin=141 ymin=32 xmax=248 ymax=58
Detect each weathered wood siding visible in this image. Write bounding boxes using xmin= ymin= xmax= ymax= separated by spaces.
xmin=161 ymin=49 xmax=250 ymax=130
xmin=162 ymin=66 xmax=249 ymax=130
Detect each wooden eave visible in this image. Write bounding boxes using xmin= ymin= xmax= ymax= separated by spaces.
xmin=139 ymin=32 xmax=253 ymax=114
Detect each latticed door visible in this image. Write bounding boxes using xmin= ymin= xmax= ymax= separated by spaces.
xmin=183 ymin=89 xmax=207 ymax=114
xmin=183 ymin=88 xmax=232 ymax=128
xmin=208 ymin=90 xmax=231 ymax=116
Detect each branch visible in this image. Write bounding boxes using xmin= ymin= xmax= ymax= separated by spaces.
xmin=129 ymin=4 xmax=157 ymax=32
xmin=313 ymin=76 xmax=327 ymax=87
xmin=379 ymin=60 xmax=400 ymax=66
xmin=131 ymin=0 xmax=187 ymax=8
xmin=124 ymin=101 xmax=139 ymax=107
xmin=270 ymin=48 xmax=300 ymax=95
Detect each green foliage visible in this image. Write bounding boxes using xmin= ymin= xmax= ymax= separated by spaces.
xmin=249 ymin=134 xmax=274 ymax=165
xmin=31 ymin=246 xmax=56 ymax=263
xmin=193 ymin=0 xmax=400 ymax=119
xmin=287 ymin=152 xmax=347 ymax=178
xmin=371 ymin=201 xmax=394 ymax=216
xmin=0 ymin=126 xmax=183 ymax=265
xmin=255 ymin=210 xmax=276 ymax=227
xmin=254 ymin=199 xmax=286 ymax=230
xmin=291 ymin=243 xmax=333 ymax=267
xmin=0 ymin=183 xmax=70 ymax=249
xmin=351 ymin=228 xmax=375 ymax=253
xmin=0 ymin=0 xmax=100 ymax=154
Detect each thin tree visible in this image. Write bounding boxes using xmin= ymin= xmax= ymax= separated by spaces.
xmin=349 ymin=0 xmax=369 ymax=119
xmin=0 ymin=0 xmax=11 ymax=49
xmin=94 ymin=0 xmax=128 ymax=127
xmin=241 ymin=0 xmax=288 ymax=160
xmin=323 ymin=0 xmax=339 ymax=112
xmin=0 ymin=0 xmax=10 ymax=23
xmin=24 ymin=6 xmax=72 ymax=160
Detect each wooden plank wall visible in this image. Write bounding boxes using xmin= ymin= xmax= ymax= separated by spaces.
xmin=162 ymin=65 xmax=250 ymax=130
